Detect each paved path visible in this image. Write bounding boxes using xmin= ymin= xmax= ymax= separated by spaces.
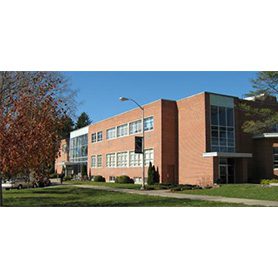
xmin=71 ymin=184 xmax=278 ymax=207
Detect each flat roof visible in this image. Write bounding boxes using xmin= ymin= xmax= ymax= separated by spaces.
xmin=70 ymin=91 xmax=239 ymax=135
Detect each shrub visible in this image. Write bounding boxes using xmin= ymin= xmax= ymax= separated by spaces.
xmin=64 ymin=176 xmax=72 ymax=181
xmin=261 ymin=179 xmax=270 ymax=185
xmin=261 ymin=179 xmax=278 ymax=185
xmin=115 ymin=175 xmax=134 ymax=184
xmin=93 ymin=175 xmax=106 ymax=182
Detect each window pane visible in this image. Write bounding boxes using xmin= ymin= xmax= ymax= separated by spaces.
xmin=211 ymin=106 xmax=218 ymax=126
xmin=144 ymin=117 xmax=154 ymax=131
xmin=219 ymin=107 xmax=226 ymax=126
xmin=227 ymin=108 xmax=234 ymax=127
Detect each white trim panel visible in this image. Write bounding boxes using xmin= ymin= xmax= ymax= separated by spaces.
xmin=70 ymin=126 xmax=89 ymax=139
xmin=203 ymin=152 xmax=253 ymax=158
xmin=253 ymin=133 xmax=278 ymax=139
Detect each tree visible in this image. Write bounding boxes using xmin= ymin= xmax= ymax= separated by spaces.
xmin=241 ymin=71 xmax=278 ymax=134
xmin=59 ymin=115 xmax=75 ymax=139
xmin=147 ymin=162 xmax=155 ymax=185
xmin=0 ymin=71 xmax=76 ymax=206
xmin=75 ymin=112 xmax=91 ymax=130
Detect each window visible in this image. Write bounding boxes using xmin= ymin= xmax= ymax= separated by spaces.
xmin=134 ymin=177 xmax=142 ymax=184
xmin=92 ymin=133 xmax=97 ymax=143
xmin=144 ymin=117 xmax=154 ymax=131
xmin=144 ymin=149 xmax=154 ymax=166
xmin=106 ymin=153 xmax=116 ymax=168
xmin=117 ymin=124 xmax=128 ymax=137
xmin=106 ymin=127 xmax=116 ymax=139
xmin=210 ymin=106 xmax=235 ymax=152
xmin=129 ymin=120 xmax=142 ymax=135
xmin=97 ymin=131 xmax=103 ymax=142
xmin=91 ymin=155 xmax=96 ymax=168
xmin=97 ymin=155 xmax=102 ymax=167
xmin=273 ymin=148 xmax=278 ymax=169
xmin=117 ymin=152 xmax=128 ymax=167
xmin=129 ymin=151 xmax=143 ymax=167
xmin=69 ymin=134 xmax=88 ymax=163
xmin=109 ymin=176 xmax=116 ymax=182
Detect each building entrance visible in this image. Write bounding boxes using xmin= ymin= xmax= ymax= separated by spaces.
xmin=219 ymin=158 xmax=235 ymax=184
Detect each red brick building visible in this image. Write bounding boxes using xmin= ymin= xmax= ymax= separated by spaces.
xmin=55 ymin=92 xmax=278 ymax=185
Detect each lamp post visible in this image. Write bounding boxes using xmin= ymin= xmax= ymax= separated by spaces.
xmin=119 ymin=97 xmax=145 ymax=190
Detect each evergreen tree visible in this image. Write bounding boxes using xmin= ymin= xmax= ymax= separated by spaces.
xmin=75 ymin=112 xmax=92 ymax=130
xmin=59 ymin=115 xmax=75 ymax=139
xmin=147 ymin=162 xmax=155 ymax=185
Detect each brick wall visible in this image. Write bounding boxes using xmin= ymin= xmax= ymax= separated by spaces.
xmin=177 ymin=93 xmax=214 ymax=185
xmin=55 ymin=139 xmax=69 ymax=174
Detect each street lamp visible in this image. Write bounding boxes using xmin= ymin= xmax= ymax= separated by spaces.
xmin=119 ymin=97 xmax=145 ymax=190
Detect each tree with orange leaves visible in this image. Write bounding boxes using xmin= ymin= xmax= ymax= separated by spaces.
xmin=0 ymin=72 xmax=76 ymax=206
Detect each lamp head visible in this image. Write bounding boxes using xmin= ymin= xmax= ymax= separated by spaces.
xmin=119 ymin=96 xmax=129 ymax=102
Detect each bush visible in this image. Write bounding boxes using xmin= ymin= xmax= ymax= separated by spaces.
xmin=261 ymin=179 xmax=278 ymax=185
xmin=93 ymin=175 xmax=106 ymax=182
xmin=64 ymin=176 xmax=72 ymax=181
xmin=115 ymin=175 xmax=134 ymax=184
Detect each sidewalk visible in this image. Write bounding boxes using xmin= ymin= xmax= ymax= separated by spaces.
xmin=71 ymin=184 xmax=278 ymax=207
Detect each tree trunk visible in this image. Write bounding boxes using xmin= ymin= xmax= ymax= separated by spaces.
xmin=0 ymin=174 xmax=3 ymax=206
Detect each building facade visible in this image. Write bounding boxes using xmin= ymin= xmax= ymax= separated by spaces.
xmin=55 ymin=91 xmax=278 ymax=185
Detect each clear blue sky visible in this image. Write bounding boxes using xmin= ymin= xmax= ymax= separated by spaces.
xmin=63 ymin=71 xmax=257 ymax=123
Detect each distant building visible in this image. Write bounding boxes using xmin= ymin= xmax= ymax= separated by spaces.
xmin=55 ymin=91 xmax=278 ymax=185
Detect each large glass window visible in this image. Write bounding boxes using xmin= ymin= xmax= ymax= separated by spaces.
xmin=210 ymin=105 xmax=235 ymax=152
xmin=69 ymin=134 xmax=88 ymax=163
xmin=106 ymin=127 xmax=116 ymax=139
xmin=117 ymin=152 xmax=128 ymax=167
xmin=129 ymin=120 xmax=142 ymax=135
xmin=144 ymin=117 xmax=154 ymax=131
xmin=117 ymin=124 xmax=128 ymax=137
xmin=106 ymin=153 xmax=116 ymax=168
xmin=273 ymin=148 xmax=278 ymax=169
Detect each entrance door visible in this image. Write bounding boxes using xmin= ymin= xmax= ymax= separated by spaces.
xmin=219 ymin=158 xmax=235 ymax=184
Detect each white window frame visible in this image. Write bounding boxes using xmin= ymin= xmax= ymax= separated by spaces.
xmin=106 ymin=153 xmax=116 ymax=168
xmin=106 ymin=127 xmax=116 ymax=140
xmin=144 ymin=149 xmax=154 ymax=166
xmin=97 ymin=154 xmax=102 ymax=167
xmin=117 ymin=152 xmax=128 ymax=168
xmin=129 ymin=119 xmax=142 ymax=135
xmin=117 ymin=124 xmax=128 ymax=138
xmin=97 ymin=131 xmax=103 ymax=142
xmin=91 ymin=155 xmax=97 ymax=168
xmin=92 ymin=133 xmax=97 ymax=143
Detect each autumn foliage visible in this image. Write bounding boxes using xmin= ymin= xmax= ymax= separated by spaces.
xmin=0 ymin=72 xmax=75 ymax=190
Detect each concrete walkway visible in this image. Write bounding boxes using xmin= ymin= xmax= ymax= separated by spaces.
xmin=71 ymin=184 xmax=278 ymax=207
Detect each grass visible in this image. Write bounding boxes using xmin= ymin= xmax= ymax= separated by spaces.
xmin=64 ymin=180 xmax=142 ymax=190
xmin=2 ymin=185 xmax=246 ymax=207
xmin=179 ymin=183 xmax=278 ymax=201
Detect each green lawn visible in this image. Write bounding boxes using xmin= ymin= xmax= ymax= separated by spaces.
xmin=180 ymin=183 xmax=278 ymax=201
xmin=2 ymin=186 xmax=245 ymax=207
xmin=64 ymin=180 xmax=142 ymax=190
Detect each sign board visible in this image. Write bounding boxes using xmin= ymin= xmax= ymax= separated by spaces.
xmin=135 ymin=136 xmax=143 ymax=153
